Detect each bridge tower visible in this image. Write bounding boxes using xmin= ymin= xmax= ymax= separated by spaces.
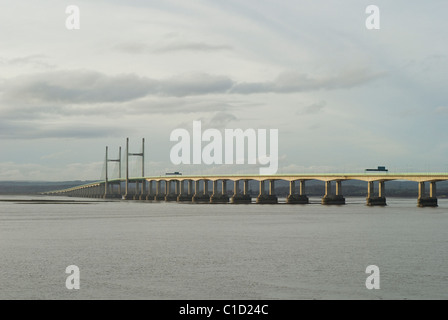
xmin=104 ymin=146 xmax=122 ymax=199
xmin=124 ymin=138 xmax=145 ymax=200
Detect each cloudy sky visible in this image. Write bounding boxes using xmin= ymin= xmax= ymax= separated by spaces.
xmin=0 ymin=0 xmax=447 ymax=180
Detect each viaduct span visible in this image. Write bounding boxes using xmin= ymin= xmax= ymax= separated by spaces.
xmin=43 ymin=139 xmax=447 ymax=207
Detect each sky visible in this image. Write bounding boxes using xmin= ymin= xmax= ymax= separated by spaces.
xmin=0 ymin=0 xmax=447 ymax=181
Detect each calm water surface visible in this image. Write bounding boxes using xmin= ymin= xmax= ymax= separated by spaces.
xmin=0 ymin=195 xmax=447 ymax=300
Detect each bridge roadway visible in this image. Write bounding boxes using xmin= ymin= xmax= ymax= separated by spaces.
xmin=43 ymin=173 xmax=448 ymax=207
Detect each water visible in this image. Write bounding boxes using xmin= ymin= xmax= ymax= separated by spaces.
xmin=0 ymin=195 xmax=447 ymax=300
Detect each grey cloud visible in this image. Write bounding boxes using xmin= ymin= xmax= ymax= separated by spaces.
xmin=0 ymin=68 xmax=384 ymax=110
xmin=0 ymin=119 xmax=125 ymax=140
xmin=153 ymin=42 xmax=232 ymax=53
xmin=203 ymin=112 xmax=238 ymax=129
xmin=174 ymin=112 xmax=238 ymax=132
xmin=114 ymin=41 xmax=232 ymax=54
xmin=231 ymin=69 xmax=386 ymax=94
xmin=127 ymin=98 xmax=236 ymax=115
xmin=159 ymin=73 xmax=233 ymax=96
xmin=1 ymin=70 xmax=234 ymax=105
xmin=296 ymin=101 xmax=326 ymax=115
xmin=113 ymin=42 xmax=149 ymax=54
xmin=0 ymin=54 xmax=55 ymax=69
xmin=3 ymin=70 xmax=156 ymax=104
xmin=0 ymin=97 xmax=238 ymax=122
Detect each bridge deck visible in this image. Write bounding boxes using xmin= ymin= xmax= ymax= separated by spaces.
xmin=44 ymin=173 xmax=448 ymax=194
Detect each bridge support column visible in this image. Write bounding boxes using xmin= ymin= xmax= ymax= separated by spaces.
xmin=287 ymin=180 xmax=309 ymax=204
xmin=366 ymin=181 xmax=387 ymax=206
xmin=96 ymin=184 xmax=103 ymax=198
xmin=177 ymin=180 xmax=192 ymax=202
xmin=243 ymin=180 xmax=249 ymax=195
xmin=379 ymin=181 xmax=385 ymax=198
xmin=189 ymin=180 xmax=193 ymax=194
xmin=336 ymin=181 xmax=342 ymax=196
xmin=104 ymin=147 xmax=109 ymax=199
xmin=122 ymin=184 xmax=133 ymax=200
xmin=138 ymin=180 xmax=146 ymax=200
xmin=222 ymin=180 xmax=227 ymax=195
xmin=95 ymin=185 xmax=101 ymax=198
xmin=145 ymin=180 xmax=154 ymax=200
xmin=154 ymin=180 xmax=165 ymax=201
xmin=230 ymin=180 xmax=251 ymax=204
xmin=165 ymin=180 xmax=177 ymax=201
xmin=418 ymin=181 xmax=438 ymax=207
xmin=322 ymin=180 xmax=345 ymax=205
xmin=203 ymin=180 xmax=209 ymax=195
xmin=257 ymin=180 xmax=278 ymax=204
xmin=211 ymin=180 xmax=229 ymax=203
xmin=111 ymin=182 xmax=121 ymax=199
xmin=192 ymin=180 xmax=210 ymax=203
xmin=132 ymin=181 xmax=140 ymax=200
xmin=103 ymin=182 xmax=109 ymax=199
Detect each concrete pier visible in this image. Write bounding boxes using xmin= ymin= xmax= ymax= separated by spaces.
xmin=256 ymin=180 xmax=278 ymax=204
xmin=122 ymin=193 xmax=135 ymax=200
xmin=177 ymin=180 xmax=193 ymax=202
xmin=153 ymin=180 xmax=165 ymax=201
xmin=417 ymin=181 xmax=438 ymax=207
xmin=366 ymin=181 xmax=387 ymax=206
xmin=138 ymin=178 xmax=146 ymax=200
xmin=165 ymin=180 xmax=178 ymax=201
xmin=286 ymin=180 xmax=309 ymax=204
xmin=210 ymin=180 xmax=230 ymax=203
xmin=192 ymin=180 xmax=210 ymax=203
xmin=230 ymin=180 xmax=251 ymax=204
xmin=145 ymin=180 xmax=154 ymax=200
xmin=133 ymin=181 xmax=140 ymax=200
xmin=105 ymin=183 xmax=122 ymax=199
xmin=322 ymin=181 xmax=345 ymax=205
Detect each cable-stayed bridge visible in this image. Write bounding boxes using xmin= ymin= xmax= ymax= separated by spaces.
xmin=43 ymin=138 xmax=448 ymax=207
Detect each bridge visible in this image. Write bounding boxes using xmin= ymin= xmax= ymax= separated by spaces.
xmin=43 ymin=139 xmax=447 ymax=207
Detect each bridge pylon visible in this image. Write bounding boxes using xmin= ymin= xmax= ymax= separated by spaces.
xmin=104 ymin=146 xmax=122 ymax=199
xmin=123 ymin=137 xmax=145 ymax=200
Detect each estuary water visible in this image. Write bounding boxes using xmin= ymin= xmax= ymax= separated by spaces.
xmin=0 ymin=195 xmax=447 ymax=300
